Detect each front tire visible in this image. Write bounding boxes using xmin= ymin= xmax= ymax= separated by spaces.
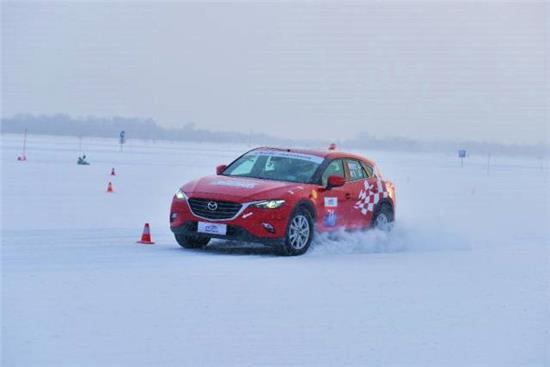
xmin=175 ymin=234 xmax=210 ymax=249
xmin=280 ymin=208 xmax=314 ymax=256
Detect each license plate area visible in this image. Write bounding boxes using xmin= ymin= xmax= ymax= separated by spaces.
xmin=197 ymin=222 xmax=227 ymax=236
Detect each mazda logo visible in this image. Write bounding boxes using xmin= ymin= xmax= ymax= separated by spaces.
xmin=207 ymin=201 xmax=218 ymax=211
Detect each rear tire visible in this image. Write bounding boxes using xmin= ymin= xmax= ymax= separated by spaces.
xmin=279 ymin=207 xmax=314 ymax=256
xmin=175 ymin=234 xmax=210 ymax=249
xmin=373 ymin=203 xmax=394 ymax=231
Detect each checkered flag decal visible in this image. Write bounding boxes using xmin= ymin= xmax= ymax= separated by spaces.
xmin=354 ymin=178 xmax=389 ymax=215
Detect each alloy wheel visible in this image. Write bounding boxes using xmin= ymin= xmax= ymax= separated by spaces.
xmin=288 ymin=215 xmax=310 ymax=250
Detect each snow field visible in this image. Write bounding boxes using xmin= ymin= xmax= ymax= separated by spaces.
xmin=2 ymin=134 xmax=549 ymax=366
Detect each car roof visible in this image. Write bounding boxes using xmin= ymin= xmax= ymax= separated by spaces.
xmin=253 ymin=147 xmax=377 ymax=166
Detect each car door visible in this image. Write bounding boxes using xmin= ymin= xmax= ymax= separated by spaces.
xmin=344 ymin=159 xmax=372 ymax=228
xmin=318 ymin=159 xmax=355 ymax=230
xmin=356 ymin=161 xmax=383 ymax=227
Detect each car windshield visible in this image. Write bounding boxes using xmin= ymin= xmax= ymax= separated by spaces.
xmin=223 ymin=150 xmax=324 ymax=184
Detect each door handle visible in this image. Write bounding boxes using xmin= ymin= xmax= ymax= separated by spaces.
xmin=345 ymin=192 xmax=352 ymax=200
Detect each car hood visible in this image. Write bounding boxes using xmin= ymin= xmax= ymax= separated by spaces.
xmin=182 ymin=175 xmax=308 ymax=202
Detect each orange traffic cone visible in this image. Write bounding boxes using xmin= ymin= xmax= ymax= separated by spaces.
xmin=111 ymin=168 xmax=116 ymax=176
xmin=107 ymin=182 xmax=114 ymax=193
xmin=137 ymin=223 xmax=155 ymax=244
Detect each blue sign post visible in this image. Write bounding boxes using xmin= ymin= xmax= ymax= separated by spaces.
xmin=458 ymin=149 xmax=466 ymax=167
xmin=119 ymin=130 xmax=126 ymax=152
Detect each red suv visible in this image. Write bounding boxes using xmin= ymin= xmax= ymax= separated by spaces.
xmin=170 ymin=147 xmax=396 ymax=255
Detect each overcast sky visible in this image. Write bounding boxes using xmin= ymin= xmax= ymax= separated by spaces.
xmin=2 ymin=1 xmax=548 ymax=144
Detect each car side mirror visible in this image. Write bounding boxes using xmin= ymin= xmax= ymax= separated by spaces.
xmin=327 ymin=175 xmax=345 ymax=189
xmin=216 ymin=164 xmax=227 ymax=175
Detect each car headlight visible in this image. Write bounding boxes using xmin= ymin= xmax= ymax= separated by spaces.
xmin=175 ymin=189 xmax=188 ymax=200
xmin=253 ymin=200 xmax=286 ymax=209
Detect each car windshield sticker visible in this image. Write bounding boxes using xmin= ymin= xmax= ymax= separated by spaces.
xmin=324 ymin=197 xmax=338 ymax=207
xmin=354 ymin=177 xmax=389 ymax=215
xmin=213 ymin=180 xmax=257 ymax=189
xmin=251 ymin=150 xmax=324 ymax=164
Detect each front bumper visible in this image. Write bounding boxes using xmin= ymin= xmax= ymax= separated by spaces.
xmin=170 ymin=197 xmax=289 ymax=246
xmin=171 ymin=220 xmax=285 ymax=247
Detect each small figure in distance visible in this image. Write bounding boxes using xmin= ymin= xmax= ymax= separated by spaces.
xmin=77 ymin=154 xmax=90 ymax=165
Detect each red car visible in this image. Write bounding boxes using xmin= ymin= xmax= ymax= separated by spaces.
xmin=170 ymin=147 xmax=396 ymax=255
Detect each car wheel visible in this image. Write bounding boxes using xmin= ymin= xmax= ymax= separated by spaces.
xmin=280 ymin=207 xmax=314 ymax=256
xmin=175 ymin=234 xmax=210 ymax=249
xmin=373 ymin=203 xmax=394 ymax=231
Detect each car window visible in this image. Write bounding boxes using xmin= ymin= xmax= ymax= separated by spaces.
xmin=322 ymin=160 xmax=345 ymax=186
xmin=224 ymin=150 xmax=323 ymax=184
xmin=228 ymin=154 xmax=259 ymax=176
xmin=260 ymin=156 xmax=318 ymax=182
xmin=265 ymin=156 xmax=275 ymax=172
xmin=346 ymin=160 xmax=366 ymax=181
xmin=361 ymin=162 xmax=374 ymax=178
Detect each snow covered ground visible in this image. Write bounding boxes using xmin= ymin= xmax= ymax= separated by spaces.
xmin=2 ymin=134 xmax=549 ymax=366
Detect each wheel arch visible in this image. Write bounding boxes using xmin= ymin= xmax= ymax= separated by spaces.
xmin=374 ymin=198 xmax=395 ymax=217
xmin=294 ymin=199 xmax=317 ymax=221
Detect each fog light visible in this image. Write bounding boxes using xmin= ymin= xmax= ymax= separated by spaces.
xmin=262 ymin=223 xmax=275 ymax=233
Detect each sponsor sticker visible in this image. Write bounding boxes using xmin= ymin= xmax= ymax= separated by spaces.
xmin=213 ymin=180 xmax=256 ymax=189
xmin=324 ymin=197 xmax=338 ymax=207
xmin=324 ymin=210 xmax=337 ymax=227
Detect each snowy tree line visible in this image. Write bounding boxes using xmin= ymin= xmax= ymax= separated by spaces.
xmin=1 ymin=114 xmax=548 ymax=157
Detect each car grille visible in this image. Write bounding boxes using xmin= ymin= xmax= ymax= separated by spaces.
xmin=188 ymin=198 xmax=243 ymax=220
